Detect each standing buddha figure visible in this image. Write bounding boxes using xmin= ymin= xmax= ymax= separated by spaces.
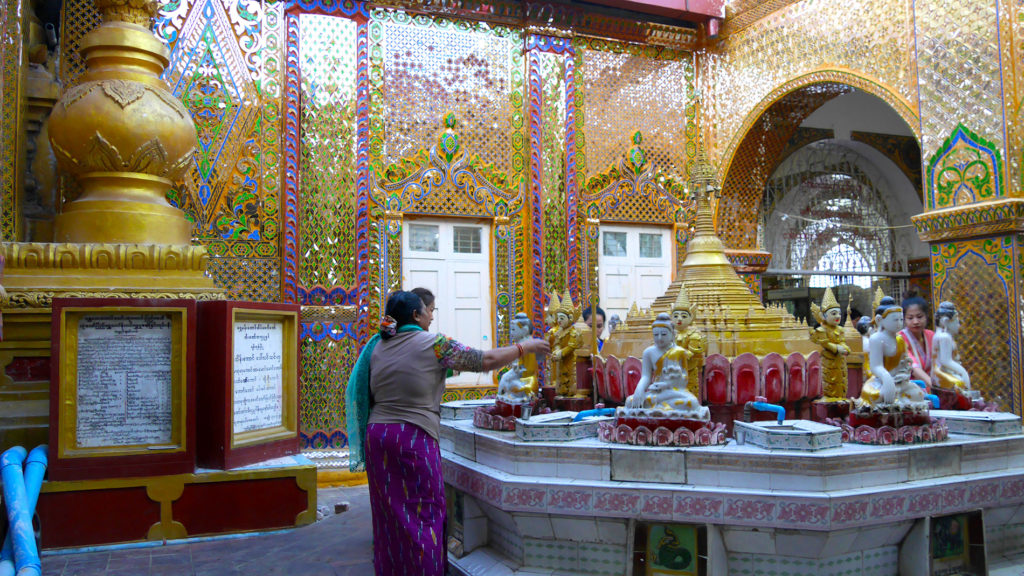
xmin=670 ymin=287 xmax=705 ymax=397
xmin=932 ymin=301 xmax=971 ymax=392
xmin=810 ymin=287 xmax=851 ymax=400
xmin=544 ymin=291 xmax=561 ymax=350
xmin=549 ymin=292 xmax=583 ymax=397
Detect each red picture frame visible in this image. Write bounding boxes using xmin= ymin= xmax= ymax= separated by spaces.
xmin=49 ymin=298 xmax=197 ymax=481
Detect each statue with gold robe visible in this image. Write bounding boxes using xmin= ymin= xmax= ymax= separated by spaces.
xmin=810 ymin=287 xmax=850 ymax=400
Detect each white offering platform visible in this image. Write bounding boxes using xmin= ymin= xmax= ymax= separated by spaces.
xmin=442 ymin=414 xmax=1024 ymax=576
xmin=514 ymin=411 xmax=613 ymax=442
xmin=442 ymin=399 xmax=496 ymax=421
xmin=733 ymin=419 xmax=842 ymax=451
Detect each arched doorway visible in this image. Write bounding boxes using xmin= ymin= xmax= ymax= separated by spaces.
xmin=716 ymin=75 xmax=920 ymax=252
xmin=719 ymin=80 xmax=924 ymax=317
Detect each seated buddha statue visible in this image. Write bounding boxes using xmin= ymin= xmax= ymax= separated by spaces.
xmin=858 ymin=296 xmax=926 ymax=407
xmin=810 ymin=287 xmax=851 ymax=401
xmin=549 ymin=292 xmax=584 ymax=397
xmin=497 ymin=312 xmax=539 ymax=403
xmin=932 ymin=301 xmax=971 ymax=392
xmin=623 ymin=313 xmax=709 ymax=420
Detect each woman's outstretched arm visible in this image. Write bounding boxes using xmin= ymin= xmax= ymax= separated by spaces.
xmin=482 ymin=338 xmax=550 ymax=372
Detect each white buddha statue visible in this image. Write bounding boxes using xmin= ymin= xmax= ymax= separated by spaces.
xmin=621 ymin=313 xmax=709 ymax=420
xmin=932 ymin=301 xmax=971 ymax=392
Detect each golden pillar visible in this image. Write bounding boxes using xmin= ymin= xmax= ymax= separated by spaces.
xmin=48 ymin=0 xmax=194 ymax=245
xmin=1 ymin=0 xmax=221 ymax=451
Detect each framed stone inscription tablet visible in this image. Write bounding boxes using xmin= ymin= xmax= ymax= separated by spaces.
xmin=49 ymin=298 xmax=197 ymax=481
xmin=197 ymin=301 xmax=300 ymax=469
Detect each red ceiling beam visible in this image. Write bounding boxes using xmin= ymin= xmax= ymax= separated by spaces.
xmin=582 ymin=0 xmax=724 ymax=22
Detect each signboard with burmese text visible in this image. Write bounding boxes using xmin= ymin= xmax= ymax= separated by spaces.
xmin=49 ymin=298 xmax=197 ymax=481
xmin=197 ymin=301 xmax=300 ymax=469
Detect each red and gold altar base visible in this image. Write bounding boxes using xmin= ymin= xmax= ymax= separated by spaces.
xmin=597 ymin=418 xmax=727 ymax=446
xmin=828 ymin=405 xmax=949 ymax=445
xmin=473 ymin=399 xmax=541 ymax=431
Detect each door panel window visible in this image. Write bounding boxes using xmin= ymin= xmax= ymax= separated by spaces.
xmin=453 ymin=226 xmax=482 ymax=254
xmin=602 ymin=232 xmax=628 ymax=257
xmin=408 ymin=224 xmax=440 ymax=252
xmin=639 ymin=233 xmax=662 ymax=259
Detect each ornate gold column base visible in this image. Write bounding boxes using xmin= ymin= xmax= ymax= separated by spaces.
xmin=52 ymin=174 xmax=193 ymax=245
xmin=0 ymin=242 xmax=224 ymax=452
xmin=2 ymin=242 xmax=224 ymax=306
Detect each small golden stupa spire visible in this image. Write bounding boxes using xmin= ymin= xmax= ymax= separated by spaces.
xmin=547 ymin=291 xmax=561 ymax=315
xmin=820 ymin=287 xmax=840 ymax=312
xmin=872 ymin=286 xmax=886 ymax=312
xmin=558 ymin=291 xmax=577 ymax=320
xmin=672 ymin=285 xmax=693 ymax=313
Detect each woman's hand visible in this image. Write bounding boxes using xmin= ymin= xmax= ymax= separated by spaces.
xmin=519 ymin=337 xmax=551 ymax=356
xmin=481 ymin=338 xmax=551 ymax=372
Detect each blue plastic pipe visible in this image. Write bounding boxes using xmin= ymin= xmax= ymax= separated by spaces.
xmin=1 ymin=445 xmax=46 ymax=576
xmin=912 ymin=380 xmax=941 ymax=409
xmin=746 ymin=401 xmax=786 ymax=425
xmin=571 ymin=408 xmax=616 ymax=422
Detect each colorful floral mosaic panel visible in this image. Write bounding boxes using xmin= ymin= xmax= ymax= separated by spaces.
xmin=299 ymin=330 xmax=359 ymax=449
xmin=915 ymin=0 xmax=1005 ymax=186
xmin=926 ymin=124 xmax=1004 ymax=210
xmin=298 ymin=14 xmax=360 ymax=298
xmin=159 ymin=0 xmax=281 ymax=255
xmin=537 ymin=49 xmax=569 ymax=299
xmin=931 ymin=236 xmax=1016 ymax=414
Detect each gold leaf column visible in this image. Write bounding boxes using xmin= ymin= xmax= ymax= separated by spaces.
xmin=47 ymin=0 xmax=195 ymax=244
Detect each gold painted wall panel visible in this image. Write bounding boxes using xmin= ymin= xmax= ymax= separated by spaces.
xmin=1008 ymin=0 xmax=1024 ymax=192
xmin=1 ymin=0 xmax=22 ymax=241
xmin=581 ymin=43 xmax=695 ymax=183
xmin=914 ymin=0 xmax=1005 ymax=180
xmin=539 ymin=50 xmax=568 ymax=296
xmin=705 ymin=0 xmax=916 ymax=174
xmin=379 ymin=13 xmax=518 ymax=173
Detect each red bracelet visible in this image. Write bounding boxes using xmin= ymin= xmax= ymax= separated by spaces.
xmin=515 ymin=343 xmax=525 ymax=358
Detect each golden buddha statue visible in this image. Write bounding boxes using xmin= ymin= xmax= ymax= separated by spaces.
xmin=670 ymin=287 xmax=705 ymax=397
xmin=932 ymin=301 xmax=971 ymax=392
xmin=549 ymin=292 xmax=584 ymax=397
xmin=544 ymin=291 xmax=560 ymax=350
xmin=810 ymin=287 xmax=851 ymax=401
xmin=858 ymin=295 xmax=926 ymax=407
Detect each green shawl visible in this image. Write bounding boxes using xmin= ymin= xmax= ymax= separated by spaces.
xmin=346 ymin=323 xmax=423 ymax=472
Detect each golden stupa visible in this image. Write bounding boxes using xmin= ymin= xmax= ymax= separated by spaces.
xmin=601 ymin=147 xmax=816 ymax=360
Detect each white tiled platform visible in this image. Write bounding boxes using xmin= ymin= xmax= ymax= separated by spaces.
xmin=442 ymin=415 xmax=1024 ymax=575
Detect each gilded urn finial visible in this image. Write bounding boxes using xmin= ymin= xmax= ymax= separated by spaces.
xmin=47 ymin=0 xmax=197 ymax=244
xmin=93 ymin=0 xmax=159 ymax=25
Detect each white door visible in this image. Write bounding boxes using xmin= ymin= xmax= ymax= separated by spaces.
xmin=599 ymin=225 xmax=672 ymax=326
xmin=403 ymin=220 xmax=492 ymax=385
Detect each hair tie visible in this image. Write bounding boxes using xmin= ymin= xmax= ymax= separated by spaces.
xmin=380 ymin=315 xmax=397 ymax=336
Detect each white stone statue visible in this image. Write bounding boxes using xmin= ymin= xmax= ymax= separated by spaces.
xmin=932 ymin=301 xmax=971 ymax=392
xmin=621 ymin=313 xmax=709 ymax=420
xmin=497 ymin=312 xmax=538 ymax=404
xmin=858 ymin=296 xmax=927 ymax=407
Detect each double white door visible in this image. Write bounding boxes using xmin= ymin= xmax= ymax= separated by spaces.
xmin=402 ymin=219 xmax=492 ymax=384
xmin=598 ymin=225 xmax=672 ymax=325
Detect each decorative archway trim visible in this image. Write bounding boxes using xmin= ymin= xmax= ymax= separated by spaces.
xmin=718 ymin=67 xmax=920 ymax=195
